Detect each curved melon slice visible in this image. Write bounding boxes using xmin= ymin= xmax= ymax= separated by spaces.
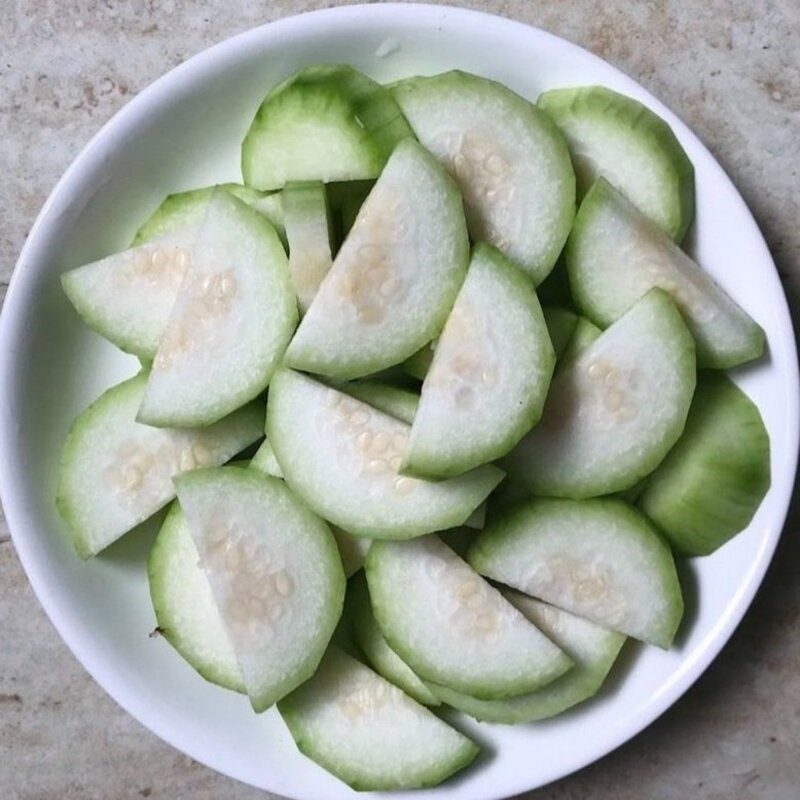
xmin=402 ymin=244 xmax=555 ymax=478
xmin=350 ymin=573 xmax=440 ymax=706
xmin=366 ymin=535 xmax=571 ymax=699
xmin=147 ymin=503 xmax=244 ymax=692
xmin=429 ymin=590 xmax=626 ymax=723
xmin=242 ymin=65 xmax=414 ymax=190
xmin=639 ymin=372 xmax=770 ymax=555
xmin=504 ymin=289 xmax=695 ymax=498
xmin=284 ymin=139 xmax=469 ymax=380
xmin=267 ymin=369 xmax=503 ymax=539
xmin=56 ymin=373 xmax=263 ymax=558
xmin=175 ymin=467 xmax=345 ymax=712
xmin=137 ymin=189 xmax=297 ymax=427
xmin=278 ymin=647 xmax=478 ymax=791
xmin=283 ymin=180 xmax=333 ymax=313
xmin=567 ymin=178 xmax=764 ymax=369
xmin=468 ymin=497 xmax=683 ymax=648
xmin=538 ymin=85 xmax=694 ymax=241
xmin=393 ymin=70 xmax=575 ymax=283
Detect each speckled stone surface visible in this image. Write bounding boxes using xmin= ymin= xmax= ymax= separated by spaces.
xmin=1 ymin=1 xmax=798 ymax=799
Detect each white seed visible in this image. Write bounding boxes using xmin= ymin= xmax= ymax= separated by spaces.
xmin=150 ymin=249 xmax=169 ymax=269
xmin=350 ymin=410 xmax=370 ymax=427
xmin=359 ymin=244 xmax=387 ymax=265
xmin=604 ymin=389 xmax=625 ymax=413
xmin=122 ymin=466 xmax=143 ymax=491
xmin=371 ymin=432 xmax=390 ymax=454
xmin=484 ymin=152 xmax=509 ymax=175
xmin=378 ymin=276 xmax=400 ymax=298
xmin=179 ymin=450 xmax=196 ymax=472
xmin=358 ymin=306 xmax=385 ymax=325
xmin=357 ymin=431 xmax=373 ymax=451
xmin=275 ymin=571 xmax=293 ymax=597
xmin=365 ymin=459 xmax=388 ymax=475
xmin=616 ymin=404 xmax=638 ymax=421
xmin=393 ymin=477 xmax=415 ymax=495
xmin=174 ymin=248 xmax=189 ymax=270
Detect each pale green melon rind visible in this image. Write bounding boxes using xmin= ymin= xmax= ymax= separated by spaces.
xmin=538 ymin=85 xmax=695 ymax=242
xmin=393 ymin=70 xmax=575 ymax=284
xmin=249 ymin=438 xmax=283 ymax=478
xmin=543 ymin=306 xmax=578 ymax=359
xmin=55 ymin=373 xmax=264 ymax=558
xmin=278 ymin=647 xmax=478 ymax=791
xmin=349 ymin=573 xmax=441 ymax=706
xmin=366 ymin=538 xmax=572 ymax=699
xmin=402 ymin=244 xmax=556 ymax=478
xmin=267 ymin=369 xmax=503 ymax=540
xmin=639 ymin=372 xmax=770 ymax=556
xmin=427 ymin=593 xmax=625 ymax=724
xmin=242 ymin=65 xmax=414 ymax=191
xmin=137 ymin=191 xmax=298 ymax=428
xmin=147 ymin=503 xmax=245 ymax=693
xmin=503 ymin=289 xmax=696 ymax=499
xmin=566 ymin=178 xmax=765 ymax=369
xmin=557 ymin=316 xmax=602 ymax=371
xmin=341 ymin=381 xmax=419 ymax=425
xmin=284 ymin=139 xmax=470 ymax=380
xmin=175 ymin=467 xmax=346 ymax=712
xmin=468 ymin=497 xmax=684 ymax=648
xmin=403 ymin=343 xmax=435 ymax=380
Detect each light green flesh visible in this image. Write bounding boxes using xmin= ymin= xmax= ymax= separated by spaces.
xmin=428 ymin=590 xmax=626 ymax=723
xmin=538 ymin=85 xmax=695 ymax=241
xmin=393 ymin=71 xmax=575 ymax=283
xmin=639 ymin=372 xmax=770 ymax=556
xmin=242 ymin=64 xmax=414 ymax=191
xmin=468 ymin=497 xmax=684 ymax=648
xmin=284 ymin=139 xmax=469 ymax=380
xmin=342 ymin=381 xmax=419 ymax=424
xmin=543 ymin=306 xmax=578 ymax=359
xmin=403 ymin=244 xmax=555 ymax=478
xmin=278 ymin=647 xmax=478 ymax=791
xmin=175 ymin=467 xmax=345 ymax=712
xmin=61 ymin=229 xmax=197 ymax=360
xmin=132 ymin=184 xmax=286 ymax=247
xmin=55 ymin=373 xmax=263 ymax=558
xmin=366 ymin=535 xmax=572 ymax=699
xmin=283 ymin=181 xmax=333 ymax=313
xmin=267 ymin=369 xmax=503 ymax=539
xmin=504 ymin=289 xmax=696 ymax=498
xmin=138 ymin=189 xmax=297 ymax=427
xmin=558 ymin=316 xmax=602 ymax=371
xmin=403 ymin=342 xmax=435 ymax=380
xmin=249 ymin=439 xmax=369 ymax=576
xmin=147 ymin=503 xmax=244 ymax=692
xmin=350 ymin=573 xmax=440 ymax=706
xmin=567 ymin=179 xmax=764 ymax=369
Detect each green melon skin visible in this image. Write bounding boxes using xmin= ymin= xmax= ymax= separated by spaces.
xmin=349 ymin=572 xmax=441 ymax=706
xmin=566 ymin=178 xmax=765 ymax=369
xmin=427 ymin=590 xmax=626 ymax=724
xmin=242 ymin=64 xmax=414 ymax=191
xmin=543 ymin=306 xmax=578 ymax=359
xmin=468 ymin=497 xmax=684 ymax=649
xmin=639 ymin=372 xmax=770 ymax=556
xmin=278 ymin=647 xmax=478 ymax=791
xmin=538 ymin=85 xmax=695 ymax=242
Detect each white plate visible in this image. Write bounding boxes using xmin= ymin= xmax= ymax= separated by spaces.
xmin=0 ymin=5 xmax=797 ymax=799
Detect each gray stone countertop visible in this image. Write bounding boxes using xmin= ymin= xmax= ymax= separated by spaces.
xmin=1 ymin=1 xmax=798 ymax=799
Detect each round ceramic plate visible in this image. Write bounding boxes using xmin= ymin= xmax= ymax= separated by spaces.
xmin=0 ymin=5 xmax=797 ymax=799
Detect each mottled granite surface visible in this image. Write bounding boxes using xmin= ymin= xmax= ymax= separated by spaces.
xmin=1 ymin=2 xmax=798 ymax=799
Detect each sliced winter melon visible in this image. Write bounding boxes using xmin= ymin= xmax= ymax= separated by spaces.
xmin=56 ymin=373 xmax=263 ymax=558
xmin=567 ymin=178 xmax=764 ymax=369
xmin=242 ymin=65 xmax=414 ymax=190
xmin=342 ymin=381 xmax=419 ymax=424
xmin=137 ymin=189 xmax=297 ymax=427
xmin=393 ymin=70 xmax=575 ymax=283
xmin=428 ymin=590 xmax=626 ymax=723
xmin=366 ymin=535 xmax=571 ymax=699
xmin=284 ymin=139 xmax=469 ymax=379
xmin=468 ymin=497 xmax=683 ymax=648
xmin=639 ymin=372 xmax=770 ymax=555
xmin=539 ymin=85 xmax=695 ymax=241
xmin=267 ymin=369 xmax=503 ymax=539
xmin=504 ymin=289 xmax=695 ymax=498
xmin=402 ymin=244 xmax=555 ymax=478
xmin=278 ymin=647 xmax=478 ymax=791
xmin=175 ymin=467 xmax=345 ymax=712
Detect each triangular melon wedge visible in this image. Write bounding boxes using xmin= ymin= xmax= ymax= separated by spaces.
xmin=175 ymin=467 xmax=345 ymax=712
xmin=137 ymin=189 xmax=297 ymax=427
xmin=504 ymin=289 xmax=695 ymax=498
xmin=267 ymin=369 xmax=503 ymax=539
xmin=366 ymin=535 xmax=572 ymax=699
xmin=284 ymin=139 xmax=469 ymax=380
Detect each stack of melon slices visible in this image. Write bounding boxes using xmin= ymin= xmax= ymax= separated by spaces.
xmin=57 ymin=64 xmax=770 ymax=791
